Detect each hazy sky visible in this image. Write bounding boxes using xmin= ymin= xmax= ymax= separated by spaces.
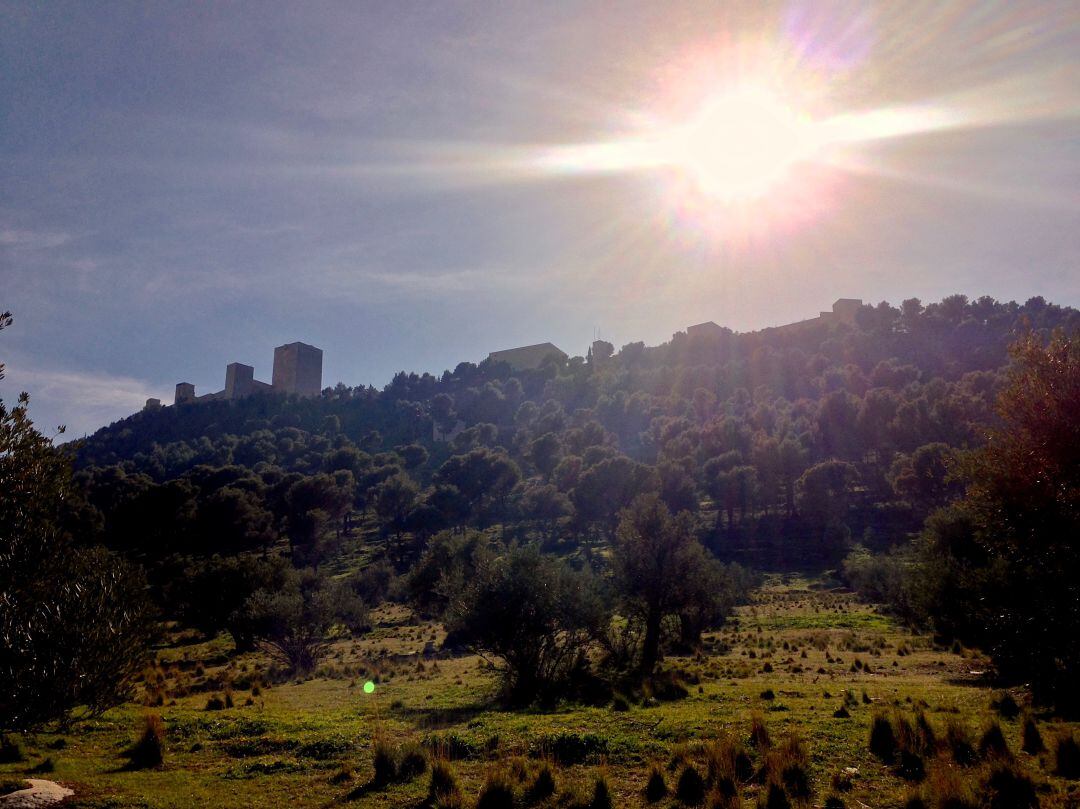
xmin=2 ymin=1 xmax=1078 ymax=437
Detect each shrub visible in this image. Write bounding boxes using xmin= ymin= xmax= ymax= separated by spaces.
xmin=0 ymin=780 xmax=30 ymax=797
xmin=676 ymin=763 xmax=707 ymax=805
xmin=644 ymin=765 xmax=667 ymax=802
xmin=833 ymin=706 xmax=850 ymax=718
xmin=945 ymin=719 xmax=977 ymax=766
xmin=750 ymin=713 xmax=771 ymax=750
xmin=528 ymin=763 xmax=556 ymax=801
xmin=984 ymin=764 xmax=1038 ymax=809
xmin=28 ymin=757 xmax=54 ymax=773
xmin=1021 ymin=716 xmax=1045 ymax=755
xmin=824 ymin=797 xmax=846 ymax=809
xmin=397 ymin=742 xmax=427 ymax=781
xmin=371 ymin=737 xmax=397 ymax=786
xmin=428 ymin=758 xmax=463 ymax=808
xmin=991 ymin=692 xmax=1020 ymax=719
xmin=124 ymin=714 xmax=165 ymax=770
xmin=920 ymin=762 xmax=977 ymax=809
xmin=978 ymin=722 xmax=1011 ymax=760
xmin=759 ymin=782 xmax=791 ymax=809
xmin=705 ymin=735 xmax=753 ymax=784
xmin=869 ymin=714 xmax=897 ymax=762
xmin=476 ymin=770 xmax=515 ymax=809
xmin=768 ymin=736 xmax=811 ymax=800
xmin=536 ymin=732 xmax=607 ymax=765
xmin=0 ymin=737 xmax=24 ymax=763
xmin=760 ymin=689 xmax=775 ymax=701
xmin=915 ymin=712 xmax=937 ymax=754
xmin=1055 ymin=733 xmax=1080 ymax=779
xmin=205 ymin=695 xmax=226 ymax=711
xmin=589 ymin=773 xmax=613 ymax=809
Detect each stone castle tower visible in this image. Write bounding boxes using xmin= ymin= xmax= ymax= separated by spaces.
xmin=170 ymin=341 xmax=323 ymax=405
xmin=272 ymin=341 xmax=323 ymax=397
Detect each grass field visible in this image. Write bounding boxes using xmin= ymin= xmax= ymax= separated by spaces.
xmin=3 ymin=578 xmax=1078 ymax=808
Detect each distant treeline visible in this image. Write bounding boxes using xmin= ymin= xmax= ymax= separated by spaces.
xmin=73 ymin=294 xmax=1075 ymax=572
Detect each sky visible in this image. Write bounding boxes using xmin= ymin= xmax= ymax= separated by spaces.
xmin=1 ymin=1 xmax=1078 ymax=438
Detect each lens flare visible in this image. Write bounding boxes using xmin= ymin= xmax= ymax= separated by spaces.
xmin=657 ymin=86 xmax=818 ymax=201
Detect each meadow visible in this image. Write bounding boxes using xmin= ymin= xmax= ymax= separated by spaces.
xmin=4 ymin=578 xmax=1077 ymax=808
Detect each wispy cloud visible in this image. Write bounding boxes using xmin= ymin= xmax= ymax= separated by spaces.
xmin=1 ymin=357 xmax=158 ymax=439
xmin=0 ymin=228 xmax=73 ymax=250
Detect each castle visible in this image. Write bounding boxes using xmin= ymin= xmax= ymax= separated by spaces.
xmin=682 ymin=298 xmax=863 ymax=340
xmin=158 ymin=341 xmax=323 ymax=407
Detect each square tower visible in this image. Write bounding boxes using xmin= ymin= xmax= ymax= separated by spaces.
xmin=225 ymin=362 xmax=255 ymax=399
xmin=272 ymin=342 xmax=323 ymax=397
xmin=174 ymin=382 xmax=195 ymax=404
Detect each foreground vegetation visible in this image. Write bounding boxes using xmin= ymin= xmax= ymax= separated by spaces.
xmin=2 ymin=579 xmax=1079 ymax=807
xmin=2 ymin=297 xmax=1079 ymax=806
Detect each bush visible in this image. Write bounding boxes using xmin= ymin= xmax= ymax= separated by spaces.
xmin=428 ymin=758 xmax=463 ymax=808
xmin=644 ymin=765 xmax=667 ymax=802
xmin=1055 ymin=733 xmax=1080 ymax=779
xmin=398 ymin=742 xmax=427 ymax=781
xmin=978 ymin=722 xmax=1011 ymax=759
xmin=0 ymin=780 xmax=30 ymax=797
xmin=869 ymin=714 xmax=897 ymax=762
xmin=444 ymin=545 xmax=607 ymax=704
xmin=984 ymin=764 xmax=1038 ymax=809
xmin=535 ymin=732 xmax=607 ymax=765
xmin=0 ymin=736 xmax=24 ymax=763
xmin=920 ymin=762 xmax=977 ymax=809
xmin=372 ymin=737 xmax=397 ymax=787
xmin=588 ymin=774 xmax=613 ymax=809
xmin=124 ymin=714 xmax=165 ymax=770
xmin=759 ymin=782 xmax=791 ymax=809
xmin=750 ymin=713 xmax=771 ymax=750
xmin=528 ymin=764 xmax=556 ymax=802
xmin=28 ymin=757 xmax=54 ymax=774
xmin=205 ymin=695 xmax=226 ymax=711
xmin=676 ymin=764 xmax=707 ymax=806
xmin=1021 ymin=716 xmax=1045 ymax=755
xmin=945 ymin=719 xmax=976 ymax=766
xmin=991 ymin=692 xmax=1020 ymax=719
xmin=476 ymin=770 xmax=515 ymax=809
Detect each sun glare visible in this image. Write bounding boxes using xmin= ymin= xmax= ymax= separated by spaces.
xmin=660 ymin=87 xmax=818 ymax=201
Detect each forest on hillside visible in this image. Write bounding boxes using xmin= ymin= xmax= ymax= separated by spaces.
xmin=4 ymin=293 xmax=1080 ymax=744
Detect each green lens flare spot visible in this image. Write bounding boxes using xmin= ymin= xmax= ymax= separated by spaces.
xmin=363 ymin=681 xmax=375 ymax=694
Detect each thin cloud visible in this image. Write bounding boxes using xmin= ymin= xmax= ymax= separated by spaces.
xmin=0 ymin=228 xmax=73 ymax=250
xmin=1 ymin=358 xmax=159 ymax=439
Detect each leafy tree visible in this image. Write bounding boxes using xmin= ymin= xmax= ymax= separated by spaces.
xmin=612 ymin=494 xmax=715 ymax=674
xmin=1 ymin=324 xmax=153 ymax=731
xmin=889 ymin=443 xmax=960 ymax=517
xmin=397 ymin=443 xmax=429 ymax=469
xmin=916 ymin=331 xmax=1080 ymax=710
xmin=444 ymin=545 xmax=608 ymax=703
xmin=193 ymin=486 xmax=276 ymax=555
xmin=572 ymin=456 xmax=657 ymax=540
xmin=435 ymin=448 xmax=521 ymax=526
xmin=238 ymin=567 xmax=368 ymax=673
xmin=373 ymin=473 xmax=420 ymax=540
xmin=407 ymin=530 xmax=493 ymax=618
xmin=527 ymin=432 xmax=562 ymax=478
xmin=170 ymin=554 xmax=290 ymax=650
xmin=515 ymin=482 xmax=571 ymax=540
xmin=796 ymin=460 xmax=859 ymax=526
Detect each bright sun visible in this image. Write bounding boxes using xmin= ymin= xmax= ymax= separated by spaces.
xmin=659 ymin=87 xmax=818 ymax=201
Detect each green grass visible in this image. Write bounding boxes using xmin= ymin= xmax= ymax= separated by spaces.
xmin=4 ymin=578 xmax=1077 ymax=807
